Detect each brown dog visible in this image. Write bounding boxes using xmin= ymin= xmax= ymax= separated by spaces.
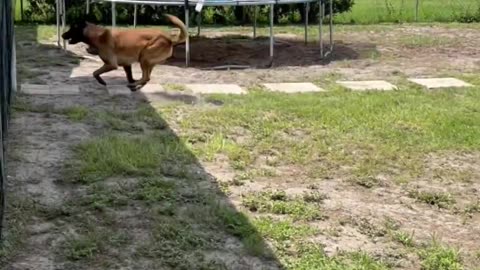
xmin=62 ymin=14 xmax=187 ymax=91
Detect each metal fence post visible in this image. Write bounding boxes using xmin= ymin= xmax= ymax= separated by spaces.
xmin=0 ymin=0 xmax=15 ymax=241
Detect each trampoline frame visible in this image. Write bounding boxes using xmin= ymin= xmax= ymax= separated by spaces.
xmin=55 ymin=0 xmax=333 ymax=68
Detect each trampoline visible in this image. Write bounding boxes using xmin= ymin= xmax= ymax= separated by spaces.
xmin=55 ymin=0 xmax=334 ymax=68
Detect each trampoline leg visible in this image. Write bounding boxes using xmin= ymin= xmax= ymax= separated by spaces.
xmin=304 ymin=2 xmax=309 ymax=45
xmin=56 ymin=0 xmax=60 ymax=47
xmin=197 ymin=10 xmax=201 ymax=36
xmin=253 ymin=6 xmax=257 ymax=39
xmin=133 ymin=4 xmax=137 ymax=28
xmin=86 ymin=0 xmax=90 ymax=14
xmin=185 ymin=4 xmax=190 ymax=67
xmin=269 ymin=4 xmax=274 ymax=67
xmin=319 ymin=0 xmax=323 ymax=57
xmin=112 ymin=1 xmax=116 ymax=28
xmin=61 ymin=0 xmax=66 ymax=49
xmin=329 ymin=0 xmax=333 ymax=52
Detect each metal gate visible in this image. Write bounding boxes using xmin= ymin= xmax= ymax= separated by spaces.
xmin=0 ymin=0 xmax=17 ymax=240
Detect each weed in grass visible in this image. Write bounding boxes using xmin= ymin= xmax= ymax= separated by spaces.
xmin=97 ymin=106 xmax=167 ymax=132
xmin=12 ymin=100 xmax=88 ymax=122
xmin=0 ymin=198 xmax=37 ymax=264
xmin=392 ymin=230 xmax=415 ymax=247
xmin=164 ymin=83 xmax=187 ymax=92
xmin=64 ymin=234 xmax=99 ymax=260
xmin=137 ymin=217 xmax=213 ymax=267
xmin=351 ymin=176 xmax=380 ymax=188
xmin=419 ymin=241 xmax=463 ymax=270
xmin=324 ymin=226 xmax=342 ymax=237
xmin=212 ymin=203 xmax=269 ymax=257
xmin=302 ymin=191 xmax=329 ymax=203
xmin=353 ymin=218 xmax=387 ymax=238
xmin=399 ymin=36 xmax=454 ymax=49
xmin=78 ymin=183 xmax=131 ymax=211
xmin=63 ymin=229 xmax=129 ymax=261
xmin=218 ymin=181 xmax=232 ymax=195
xmin=464 ymin=201 xmax=480 ymax=215
xmin=242 ymin=191 xmax=324 ymax=221
xmin=290 ymin=244 xmax=389 ymax=270
xmin=254 ymin=217 xmax=318 ymax=242
xmin=63 ymin=106 xmax=89 ymax=122
xmin=408 ymin=190 xmax=455 ymax=209
xmin=383 ymin=217 xmax=400 ymax=231
xmin=133 ymin=177 xmax=176 ymax=204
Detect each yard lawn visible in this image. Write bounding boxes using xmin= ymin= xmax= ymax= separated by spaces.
xmin=335 ymin=0 xmax=480 ymax=24
xmin=2 ymin=23 xmax=480 ymax=269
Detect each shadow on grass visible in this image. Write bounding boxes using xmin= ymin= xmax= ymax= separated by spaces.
xmin=2 ymin=24 xmax=283 ymax=269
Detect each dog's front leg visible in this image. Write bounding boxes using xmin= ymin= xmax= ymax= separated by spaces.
xmin=93 ymin=64 xmax=117 ymax=86
xmin=123 ymin=65 xmax=136 ymax=84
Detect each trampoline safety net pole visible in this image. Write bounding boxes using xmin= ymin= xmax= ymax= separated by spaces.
xmin=184 ymin=0 xmax=190 ymax=67
xmin=329 ymin=0 xmax=333 ymax=52
xmin=253 ymin=6 xmax=257 ymax=39
xmin=133 ymin=4 xmax=138 ymax=28
xmin=56 ymin=0 xmax=60 ymax=47
xmin=61 ymin=0 xmax=66 ymax=49
xmin=86 ymin=0 xmax=90 ymax=14
xmin=197 ymin=10 xmax=201 ymax=36
xmin=112 ymin=1 xmax=116 ymax=28
xmin=319 ymin=0 xmax=323 ymax=57
xmin=269 ymin=4 xmax=274 ymax=66
xmin=304 ymin=2 xmax=309 ymax=45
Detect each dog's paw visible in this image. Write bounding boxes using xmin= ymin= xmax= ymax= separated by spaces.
xmin=86 ymin=46 xmax=99 ymax=55
xmin=94 ymin=75 xmax=107 ymax=86
xmin=127 ymin=84 xmax=141 ymax=92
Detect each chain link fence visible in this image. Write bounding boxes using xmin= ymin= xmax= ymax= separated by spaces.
xmin=0 ymin=0 xmax=17 ymax=240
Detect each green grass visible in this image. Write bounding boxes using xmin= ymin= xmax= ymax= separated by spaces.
xmin=287 ymin=246 xmax=390 ymax=270
xmin=335 ymin=0 xmax=480 ymax=24
xmin=64 ymin=106 xmax=89 ymax=122
xmin=419 ymin=241 xmax=463 ymax=270
xmin=12 ymin=101 xmax=89 ymax=121
xmin=63 ymin=228 xmax=129 ymax=261
xmin=60 ymin=85 xmax=480 ymax=268
xmin=180 ymin=87 xmax=480 ymax=180
xmin=69 ymin=132 xmax=195 ymax=183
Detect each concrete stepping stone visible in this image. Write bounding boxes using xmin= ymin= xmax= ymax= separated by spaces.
xmin=20 ymin=84 xmax=49 ymax=95
xmin=408 ymin=78 xmax=473 ymax=89
xmin=20 ymin=84 xmax=80 ymax=95
xmin=185 ymin=84 xmax=245 ymax=94
xmin=140 ymin=84 xmax=165 ymax=94
xmin=337 ymin=80 xmax=397 ymax=91
xmin=262 ymin=83 xmax=324 ymax=93
xmin=107 ymin=85 xmax=132 ymax=96
xmin=49 ymin=85 xmax=80 ymax=95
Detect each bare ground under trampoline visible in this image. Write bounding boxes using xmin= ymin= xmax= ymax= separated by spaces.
xmin=54 ymin=0 xmax=334 ymax=69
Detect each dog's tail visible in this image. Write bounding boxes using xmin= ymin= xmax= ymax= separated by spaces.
xmin=165 ymin=14 xmax=188 ymax=45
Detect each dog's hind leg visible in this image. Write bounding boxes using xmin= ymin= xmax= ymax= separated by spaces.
xmin=128 ymin=61 xmax=153 ymax=91
xmin=93 ymin=64 xmax=117 ymax=86
xmin=123 ymin=65 xmax=136 ymax=84
xmin=128 ymin=38 xmax=173 ymax=90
